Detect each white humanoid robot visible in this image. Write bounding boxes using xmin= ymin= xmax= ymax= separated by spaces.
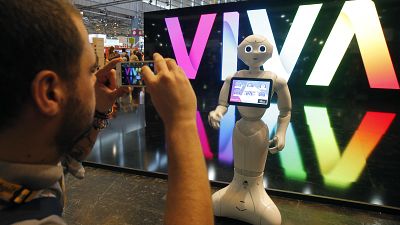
xmin=208 ymin=35 xmax=292 ymax=225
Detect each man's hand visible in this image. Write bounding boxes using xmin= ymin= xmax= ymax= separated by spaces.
xmin=142 ymin=53 xmax=214 ymax=225
xmin=95 ymin=58 xmax=131 ymax=112
xmin=142 ymin=53 xmax=197 ymax=129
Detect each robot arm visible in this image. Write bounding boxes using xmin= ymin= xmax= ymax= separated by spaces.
xmin=269 ymin=77 xmax=292 ymax=154
xmin=208 ymin=76 xmax=232 ymax=129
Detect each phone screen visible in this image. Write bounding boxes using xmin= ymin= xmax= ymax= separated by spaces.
xmin=119 ymin=61 xmax=154 ymax=86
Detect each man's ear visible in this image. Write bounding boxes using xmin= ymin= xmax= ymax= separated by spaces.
xmin=31 ymin=70 xmax=66 ymax=116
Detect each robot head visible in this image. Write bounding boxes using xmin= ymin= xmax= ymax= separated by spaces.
xmin=238 ymin=35 xmax=273 ymax=68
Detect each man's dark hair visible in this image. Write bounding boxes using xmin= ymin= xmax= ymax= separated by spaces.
xmin=0 ymin=0 xmax=83 ymax=130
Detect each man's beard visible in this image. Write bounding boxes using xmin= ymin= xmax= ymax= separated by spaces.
xmin=55 ymin=94 xmax=94 ymax=156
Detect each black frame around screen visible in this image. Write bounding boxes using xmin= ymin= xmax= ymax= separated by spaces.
xmin=118 ymin=61 xmax=154 ymax=86
xmin=228 ymin=77 xmax=273 ymax=108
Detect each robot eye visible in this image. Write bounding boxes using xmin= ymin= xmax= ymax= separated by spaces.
xmin=259 ymin=45 xmax=267 ymax=53
xmin=245 ymin=45 xmax=253 ymax=53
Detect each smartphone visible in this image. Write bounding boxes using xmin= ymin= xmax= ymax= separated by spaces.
xmin=116 ymin=61 xmax=155 ymax=87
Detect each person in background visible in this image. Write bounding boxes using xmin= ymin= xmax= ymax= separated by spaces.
xmin=121 ymin=48 xmax=129 ymax=62
xmin=130 ymin=49 xmax=139 ymax=62
xmin=0 ymin=0 xmax=213 ymax=225
xmin=107 ymin=46 xmax=120 ymax=61
xmin=135 ymin=49 xmax=144 ymax=61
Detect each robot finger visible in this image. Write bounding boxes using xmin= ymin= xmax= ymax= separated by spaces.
xmin=268 ymin=136 xmax=277 ymax=145
xmin=210 ymin=121 xmax=215 ymax=128
xmin=213 ymin=121 xmax=220 ymax=129
xmin=268 ymin=139 xmax=274 ymax=145
xmin=216 ymin=112 xmax=222 ymax=120
xmin=269 ymin=146 xmax=279 ymax=154
xmin=210 ymin=120 xmax=218 ymax=129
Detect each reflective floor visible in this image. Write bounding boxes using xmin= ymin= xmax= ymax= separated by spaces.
xmin=64 ymin=167 xmax=400 ymax=225
xmin=86 ymin=95 xmax=400 ymax=211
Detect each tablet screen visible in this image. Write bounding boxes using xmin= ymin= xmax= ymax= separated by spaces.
xmin=228 ymin=77 xmax=273 ymax=108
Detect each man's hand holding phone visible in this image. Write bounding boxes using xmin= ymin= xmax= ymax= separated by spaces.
xmin=116 ymin=61 xmax=155 ymax=87
xmin=141 ymin=53 xmax=213 ymax=225
xmin=95 ymin=58 xmax=131 ymax=113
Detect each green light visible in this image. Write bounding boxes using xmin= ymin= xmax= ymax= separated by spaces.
xmin=264 ymin=104 xmax=306 ymax=181
xmin=304 ymin=106 xmax=340 ymax=174
xmin=279 ymin=124 xmax=307 ymax=180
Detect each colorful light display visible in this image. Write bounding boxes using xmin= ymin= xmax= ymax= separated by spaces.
xmin=162 ymin=0 xmax=399 ymax=189
xmin=166 ymin=0 xmax=399 ymax=88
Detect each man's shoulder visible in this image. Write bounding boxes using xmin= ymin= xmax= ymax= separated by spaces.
xmin=11 ymin=215 xmax=66 ymax=225
xmin=1 ymin=197 xmax=64 ymax=225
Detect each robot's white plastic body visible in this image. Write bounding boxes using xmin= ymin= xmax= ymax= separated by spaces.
xmin=209 ymin=35 xmax=292 ymax=225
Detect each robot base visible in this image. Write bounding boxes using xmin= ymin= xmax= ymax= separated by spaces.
xmin=213 ymin=170 xmax=281 ymax=225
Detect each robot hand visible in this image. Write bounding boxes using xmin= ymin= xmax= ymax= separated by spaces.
xmin=208 ymin=110 xmax=223 ymax=129
xmin=268 ymin=135 xmax=285 ymax=154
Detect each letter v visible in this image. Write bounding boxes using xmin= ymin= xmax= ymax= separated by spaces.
xmin=304 ymin=106 xmax=395 ymax=188
xmin=165 ymin=14 xmax=216 ymax=79
xmin=125 ymin=67 xmax=131 ymax=75
xmin=124 ymin=67 xmax=131 ymax=84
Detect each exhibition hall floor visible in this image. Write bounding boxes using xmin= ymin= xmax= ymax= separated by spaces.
xmin=64 ymin=167 xmax=400 ymax=225
xmin=85 ymin=97 xmax=400 ymax=213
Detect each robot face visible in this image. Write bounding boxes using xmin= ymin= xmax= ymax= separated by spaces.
xmin=238 ymin=35 xmax=273 ymax=68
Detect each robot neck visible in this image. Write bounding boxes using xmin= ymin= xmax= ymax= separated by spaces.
xmin=248 ymin=66 xmax=261 ymax=71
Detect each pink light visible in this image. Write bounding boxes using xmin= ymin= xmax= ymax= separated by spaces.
xmin=165 ymin=14 xmax=216 ymax=79
xmin=196 ymin=111 xmax=213 ymax=159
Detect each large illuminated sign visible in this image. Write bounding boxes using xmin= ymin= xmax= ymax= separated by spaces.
xmin=161 ymin=0 xmax=399 ymax=189
xmin=165 ymin=0 xmax=399 ymax=89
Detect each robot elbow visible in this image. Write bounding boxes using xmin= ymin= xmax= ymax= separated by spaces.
xmin=278 ymin=108 xmax=291 ymax=118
